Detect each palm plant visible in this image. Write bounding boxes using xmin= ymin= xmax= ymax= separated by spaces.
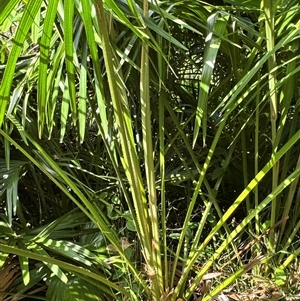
xmin=0 ymin=0 xmax=300 ymax=300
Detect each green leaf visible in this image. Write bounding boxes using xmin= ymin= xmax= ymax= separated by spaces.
xmin=0 ymin=159 xmax=28 ymax=224
xmin=60 ymin=77 xmax=70 ymax=142
xmin=0 ymin=243 xmax=129 ymax=296
xmin=193 ymin=12 xmax=229 ymax=147
xmin=29 ymin=243 xmax=68 ymax=283
xmin=34 ymin=237 xmax=97 ymax=266
xmin=0 ymin=0 xmax=43 ymax=126
xmin=126 ymin=220 xmax=137 ymax=232
xmin=0 ymin=221 xmax=15 ymax=236
xmin=46 ymin=274 xmax=106 ymax=301
xmin=19 ymin=255 xmax=30 ymax=285
xmin=0 ymin=0 xmax=19 ymax=25
xmin=64 ymin=0 xmax=77 ymax=125
xmin=274 ymin=267 xmax=286 ymax=286
xmin=78 ymin=38 xmax=88 ymax=143
xmin=38 ymin=0 xmax=60 ymax=137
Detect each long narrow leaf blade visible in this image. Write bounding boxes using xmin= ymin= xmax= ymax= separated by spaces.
xmin=64 ymin=0 xmax=77 ymax=125
xmin=193 ymin=12 xmax=228 ymax=147
xmin=0 ymin=0 xmax=43 ymax=126
xmin=38 ymin=0 xmax=60 ymax=137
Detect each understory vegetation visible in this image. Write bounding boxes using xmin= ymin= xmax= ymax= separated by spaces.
xmin=0 ymin=0 xmax=300 ymax=300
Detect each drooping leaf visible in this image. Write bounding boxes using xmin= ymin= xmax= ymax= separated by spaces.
xmin=0 ymin=0 xmax=43 ymax=126
xmin=0 ymin=159 xmax=29 ymax=224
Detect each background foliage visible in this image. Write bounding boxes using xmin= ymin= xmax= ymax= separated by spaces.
xmin=0 ymin=0 xmax=300 ymax=300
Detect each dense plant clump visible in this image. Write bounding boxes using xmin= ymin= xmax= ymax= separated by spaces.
xmin=0 ymin=0 xmax=300 ymax=300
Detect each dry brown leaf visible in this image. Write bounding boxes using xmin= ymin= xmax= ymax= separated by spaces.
xmin=106 ymin=237 xmax=133 ymax=252
xmin=202 ymin=272 xmax=223 ymax=280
